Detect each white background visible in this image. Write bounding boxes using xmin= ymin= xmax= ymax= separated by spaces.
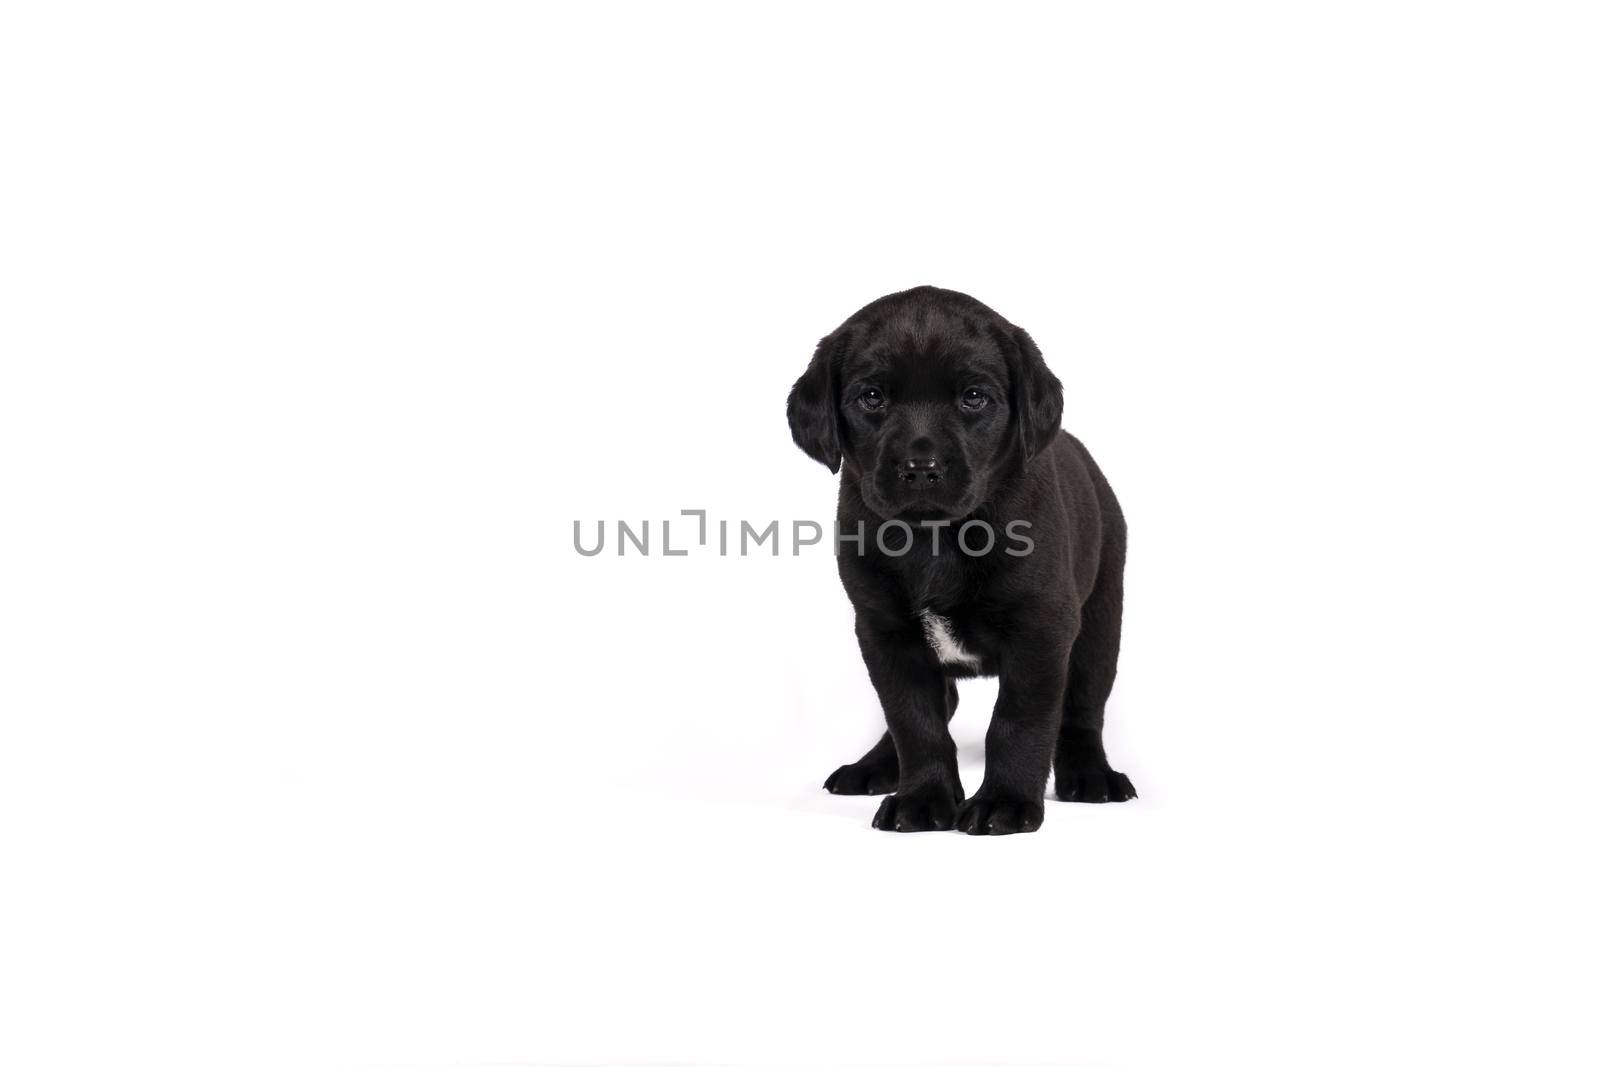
xmin=3 ymin=3 xmax=1598 ymax=1065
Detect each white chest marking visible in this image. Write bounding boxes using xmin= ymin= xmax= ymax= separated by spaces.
xmin=920 ymin=611 xmax=981 ymax=668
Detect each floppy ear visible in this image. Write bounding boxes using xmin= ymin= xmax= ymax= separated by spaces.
xmin=787 ymin=331 xmax=845 ymax=473
xmin=1008 ymin=326 xmax=1064 ymax=462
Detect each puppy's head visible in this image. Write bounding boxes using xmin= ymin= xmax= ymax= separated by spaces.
xmin=788 ymin=286 xmax=1063 ymax=520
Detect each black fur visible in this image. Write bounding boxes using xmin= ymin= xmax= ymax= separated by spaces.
xmin=789 ymin=286 xmax=1135 ymax=834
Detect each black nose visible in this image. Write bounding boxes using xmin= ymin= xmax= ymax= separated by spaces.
xmin=898 ymin=455 xmax=944 ymax=487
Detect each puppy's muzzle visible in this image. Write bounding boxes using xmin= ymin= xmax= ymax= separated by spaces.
xmin=897 ymin=455 xmax=944 ymax=488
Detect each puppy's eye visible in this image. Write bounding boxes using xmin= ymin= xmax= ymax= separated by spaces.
xmin=858 ymin=388 xmax=886 ymax=412
xmin=960 ymin=388 xmax=989 ymax=412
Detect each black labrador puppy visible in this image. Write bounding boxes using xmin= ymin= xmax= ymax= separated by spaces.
xmin=788 ymin=286 xmax=1135 ymax=834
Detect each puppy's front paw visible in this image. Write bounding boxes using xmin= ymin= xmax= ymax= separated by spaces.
xmin=955 ymin=793 xmax=1044 ymax=835
xmin=824 ymin=759 xmax=897 ymax=796
xmin=1054 ymin=767 xmax=1137 ymax=803
xmin=871 ymin=787 xmax=959 ymax=832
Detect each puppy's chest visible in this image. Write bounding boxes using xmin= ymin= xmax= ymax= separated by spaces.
xmin=918 ymin=610 xmax=982 ymax=669
xmin=915 ymin=607 xmax=998 ymax=675
xmin=886 ymin=550 xmax=997 ymax=672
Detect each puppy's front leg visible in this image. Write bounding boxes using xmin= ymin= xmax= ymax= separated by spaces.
xmin=958 ymin=627 xmax=1075 ymax=835
xmin=855 ymin=615 xmax=963 ymax=832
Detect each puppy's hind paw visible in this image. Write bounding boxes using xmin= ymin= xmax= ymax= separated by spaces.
xmin=824 ymin=760 xmax=898 ymax=795
xmin=1054 ymin=767 xmax=1137 ymax=803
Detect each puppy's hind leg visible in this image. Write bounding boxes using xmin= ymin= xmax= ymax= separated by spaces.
xmin=823 ymin=731 xmax=896 ymax=795
xmin=1055 ymin=530 xmax=1137 ymax=803
xmin=824 ymin=679 xmax=957 ymax=795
